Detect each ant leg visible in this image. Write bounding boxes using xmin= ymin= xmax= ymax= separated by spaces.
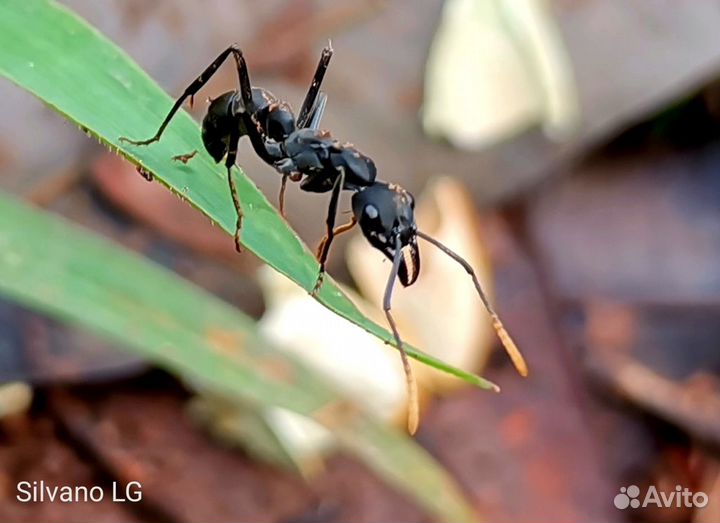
xmin=416 ymin=230 xmax=528 ymax=377
xmin=383 ymin=236 xmax=419 ymax=435
xmin=278 ymin=175 xmax=289 ymax=217
xmin=237 ymin=110 xmax=281 ymax=165
xmin=297 ymin=43 xmax=334 ymax=129
xmin=311 ymin=168 xmax=345 ymax=296
xmin=228 ymin=49 xmax=291 ymax=168
xmin=315 ymin=216 xmax=357 ymax=260
xmin=278 ymin=173 xmax=306 ymax=218
xmin=228 ymin=46 xmax=254 ymax=110
xmin=306 ymin=92 xmax=328 ymax=132
xmin=228 ymin=49 xmax=287 ymax=173
xmin=227 ymin=170 xmax=243 ymax=253
xmin=225 ymin=127 xmax=243 ymax=253
xmin=120 ymin=45 xmax=247 ymax=146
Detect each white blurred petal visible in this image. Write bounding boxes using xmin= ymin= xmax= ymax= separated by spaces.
xmin=256 ymin=267 xmax=409 ymax=462
xmin=423 ymin=0 xmax=579 ymax=148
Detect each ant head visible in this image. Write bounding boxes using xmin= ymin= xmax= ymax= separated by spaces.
xmin=264 ymin=102 xmax=296 ymax=142
xmin=352 ymin=182 xmax=420 ymax=286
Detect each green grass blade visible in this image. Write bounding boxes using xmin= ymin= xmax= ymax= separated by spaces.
xmin=0 ymin=190 xmax=477 ymax=522
xmin=0 ymin=0 xmax=497 ymax=391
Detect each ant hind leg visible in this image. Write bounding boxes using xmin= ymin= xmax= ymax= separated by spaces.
xmin=120 ymin=45 xmax=246 ymax=146
xmin=297 ymin=43 xmax=333 ymax=129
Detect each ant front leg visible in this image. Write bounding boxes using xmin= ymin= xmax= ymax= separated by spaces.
xmin=120 ymin=44 xmax=250 ymax=147
xmin=225 ymin=126 xmax=244 ymax=253
xmin=311 ymin=168 xmax=346 ymax=296
xmin=383 ymin=236 xmax=419 ymax=435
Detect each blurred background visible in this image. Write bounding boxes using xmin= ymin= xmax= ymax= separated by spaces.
xmin=1 ymin=0 xmax=720 ymax=521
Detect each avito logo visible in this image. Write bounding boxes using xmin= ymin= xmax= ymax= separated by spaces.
xmin=614 ymin=485 xmax=708 ymax=510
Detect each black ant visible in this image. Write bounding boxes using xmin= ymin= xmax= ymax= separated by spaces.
xmin=120 ymin=44 xmax=527 ymax=433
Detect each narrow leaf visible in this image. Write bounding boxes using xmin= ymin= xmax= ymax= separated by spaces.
xmin=0 ymin=0 xmax=497 ymax=390
xmin=0 ymin=191 xmax=477 ymax=522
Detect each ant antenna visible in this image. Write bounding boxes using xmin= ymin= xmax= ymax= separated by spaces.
xmin=416 ymin=230 xmax=528 ymax=377
xmin=384 ymin=236 xmax=420 ymax=434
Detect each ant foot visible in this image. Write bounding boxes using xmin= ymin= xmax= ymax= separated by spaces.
xmin=311 ymin=272 xmax=324 ymax=297
xmin=135 ymin=166 xmax=153 ymax=182
xmin=233 ymin=222 xmax=243 ymax=253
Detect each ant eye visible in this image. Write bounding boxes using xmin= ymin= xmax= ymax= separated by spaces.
xmin=364 ymin=204 xmax=379 ymax=220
